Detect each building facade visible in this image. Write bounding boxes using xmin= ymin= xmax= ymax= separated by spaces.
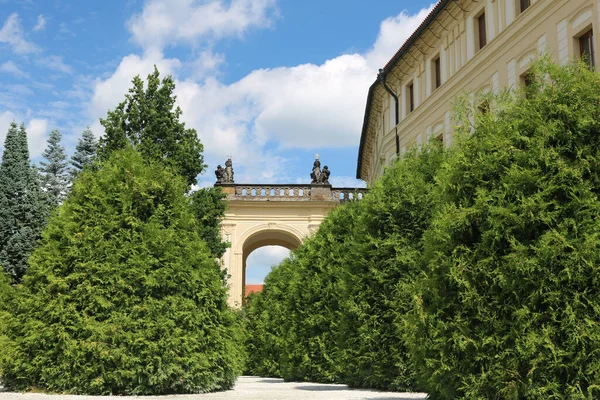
xmin=357 ymin=0 xmax=597 ymax=185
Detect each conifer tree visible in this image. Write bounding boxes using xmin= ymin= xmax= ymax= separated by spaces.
xmin=2 ymin=147 xmax=243 ymax=394
xmin=40 ymin=129 xmax=69 ymax=206
xmin=99 ymin=66 xmax=204 ymax=186
xmin=70 ymin=126 xmax=97 ymax=177
xmin=0 ymin=122 xmax=48 ymax=281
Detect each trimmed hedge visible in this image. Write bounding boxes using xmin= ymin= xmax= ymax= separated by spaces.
xmin=410 ymin=59 xmax=600 ymax=399
xmin=1 ymin=148 xmax=243 ymax=395
xmin=244 ymin=60 xmax=600 ymax=399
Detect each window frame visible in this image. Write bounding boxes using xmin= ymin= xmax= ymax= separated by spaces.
xmin=477 ymin=11 xmax=487 ymax=51
xmin=519 ymin=0 xmax=531 ymax=14
xmin=578 ymin=29 xmax=595 ymax=69
xmin=433 ymin=56 xmax=442 ymax=90
xmin=407 ymin=82 xmax=415 ymax=113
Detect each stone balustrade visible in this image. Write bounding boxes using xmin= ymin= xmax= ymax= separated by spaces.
xmin=233 ymin=184 xmax=311 ymax=200
xmin=219 ymin=184 xmax=367 ymax=203
xmin=331 ymin=188 xmax=368 ymax=203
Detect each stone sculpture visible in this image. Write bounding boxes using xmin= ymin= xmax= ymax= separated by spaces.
xmin=224 ymin=158 xmax=234 ymax=183
xmin=310 ymin=158 xmax=331 ymax=184
xmin=310 ymin=159 xmax=321 ymax=184
xmin=215 ymin=165 xmax=224 ymax=184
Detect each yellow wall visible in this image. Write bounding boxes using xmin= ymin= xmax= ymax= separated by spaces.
xmin=359 ymin=0 xmax=598 ymax=185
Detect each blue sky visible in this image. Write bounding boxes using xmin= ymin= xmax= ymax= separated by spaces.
xmin=0 ymin=0 xmax=435 ymax=283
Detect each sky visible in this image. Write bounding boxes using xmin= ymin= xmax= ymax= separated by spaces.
xmin=0 ymin=0 xmax=435 ymax=283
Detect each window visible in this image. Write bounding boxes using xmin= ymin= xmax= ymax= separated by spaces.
xmin=477 ymin=12 xmax=487 ymax=50
xmin=521 ymin=71 xmax=534 ymax=98
xmin=579 ymin=29 xmax=595 ymax=68
xmin=408 ymin=83 xmax=415 ymax=113
xmin=519 ymin=0 xmax=530 ymax=14
xmin=435 ymin=133 xmax=443 ymax=145
xmin=433 ymin=56 xmax=441 ymax=90
xmin=478 ymin=99 xmax=490 ymax=114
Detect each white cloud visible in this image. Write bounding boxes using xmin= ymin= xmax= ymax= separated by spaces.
xmin=366 ymin=5 xmax=436 ymax=69
xmin=246 ymin=245 xmax=290 ymax=284
xmin=0 ymin=61 xmax=29 ymax=78
xmin=0 ymin=13 xmax=39 ymax=54
xmin=88 ymin=50 xmax=181 ymax=122
xmin=37 ymin=55 xmax=72 ymax=74
xmin=189 ymin=48 xmax=226 ymax=80
xmin=328 ymin=175 xmax=367 ymax=188
xmin=33 ymin=14 xmax=46 ymax=32
xmin=26 ymin=118 xmax=48 ymax=158
xmin=128 ymin=0 xmax=277 ymax=50
xmin=87 ymin=5 xmax=434 ymax=183
xmin=0 ymin=110 xmax=18 ymax=147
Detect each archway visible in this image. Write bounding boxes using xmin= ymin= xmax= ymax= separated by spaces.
xmin=242 ymin=230 xmax=301 ymax=298
xmin=217 ymin=182 xmax=366 ymax=307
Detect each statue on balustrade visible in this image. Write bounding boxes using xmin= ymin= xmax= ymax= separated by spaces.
xmin=224 ymin=158 xmax=234 ymax=183
xmin=310 ymin=158 xmax=331 ymax=184
xmin=321 ymin=166 xmax=330 ymax=184
xmin=215 ymin=157 xmax=235 ymax=184
xmin=310 ymin=159 xmax=321 ymax=183
xmin=215 ymin=165 xmax=224 ymax=184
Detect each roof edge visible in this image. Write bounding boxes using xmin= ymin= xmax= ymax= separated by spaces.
xmin=356 ymin=0 xmax=451 ymax=181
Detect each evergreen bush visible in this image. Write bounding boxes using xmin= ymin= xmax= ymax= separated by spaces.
xmin=2 ymin=148 xmax=243 ymax=395
xmin=243 ymin=258 xmax=297 ymax=378
xmin=410 ymin=60 xmax=600 ymax=399
xmin=0 ymin=271 xmax=14 ymax=378
xmin=278 ymin=201 xmax=364 ymax=384
xmin=339 ymin=144 xmax=445 ymax=391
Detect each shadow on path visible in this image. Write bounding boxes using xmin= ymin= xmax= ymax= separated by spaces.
xmin=255 ymin=378 xmax=283 ymax=384
xmin=296 ymin=384 xmax=347 ymax=391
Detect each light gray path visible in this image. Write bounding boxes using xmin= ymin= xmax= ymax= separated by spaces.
xmin=0 ymin=376 xmax=428 ymax=400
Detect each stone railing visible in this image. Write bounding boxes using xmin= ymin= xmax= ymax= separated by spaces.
xmin=331 ymin=188 xmax=368 ymax=203
xmin=219 ymin=183 xmax=367 ymax=203
xmin=231 ymin=184 xmax=312 ymax=201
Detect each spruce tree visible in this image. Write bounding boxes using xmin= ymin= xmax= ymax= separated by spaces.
xmin=0 ymin=122 xmax=47 ymax=281
xmin=2 ymin=147 xmax=243 ymax=394
xmin=70 ymin=126 xmax=97 ymax=177
xmin=40 ymin=129 xmax=69 ymax=206
xmin=99 ymin=66 xmax=204 ymax=186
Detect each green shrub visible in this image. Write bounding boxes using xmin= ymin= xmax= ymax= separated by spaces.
xmin=339 ymin=144 xmax=446 ymax=392
xmin=278 ymin=201 xmax=364 ymax=384
xmin=0 ymin=271 xmax=15 ymax=378
xmin=243 ymin=258 xmax=297 ymax=378
xmin=410 ymin=60 xmax=600 ymax=399
xmin=2 ymin=147 xmax=243 ymax=395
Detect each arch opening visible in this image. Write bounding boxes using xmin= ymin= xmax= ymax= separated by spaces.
xmin=241 ymin=229 xmax=301 ymax=300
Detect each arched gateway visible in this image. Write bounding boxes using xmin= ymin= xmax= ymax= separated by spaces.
xmin=215 ymin=157 xmax=366 ymax=307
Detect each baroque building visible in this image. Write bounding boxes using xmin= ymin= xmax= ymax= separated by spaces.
xmin=356 ymin=0 xmax=597 ymax=185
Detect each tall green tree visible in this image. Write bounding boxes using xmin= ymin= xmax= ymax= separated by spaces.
xmin=70 ymin=126 xmax=97 ymax=178
xmin=1 ymin=147 xmax=243 ymax=395
xmin=40 ymin=129 xmax=69 ymax=206
xmin=98 ymin=66 xmax=204 ymax=186
xmin=339 ymin=143 xmax=445 ymax=392
xmin=189 ymin=187 xmax=229 ymax=259
xmin=0 ymin=122 xmax=47 ymax=281
xmin=410 ymin=59 xmax=600 ymax=399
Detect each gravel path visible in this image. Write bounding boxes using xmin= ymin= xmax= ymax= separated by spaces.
xmin=0 ymin=376 xmax=428 ymax=400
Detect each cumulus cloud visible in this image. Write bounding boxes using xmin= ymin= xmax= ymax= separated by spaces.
xmin=33 ymin=14 xmax=46 ymax=32
xmin=0 ymin=13 xmax=39 ymax=54
xmin=0 ymin=110 xmax=18 ymax=148
xmin=246 ymin=245 xmax=290 ymax=284
xmin=87 ymin=4 xmax=434 ymax=183
xmin=128 ymin=0 xmax=277 ymax=50
xmin=366 ymin=5 xmax=436 ymax=69
xmin=0 ymin=61 xmax=29 ymax=78
xmin=25 ymin=118 xmax=48 ymax=158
